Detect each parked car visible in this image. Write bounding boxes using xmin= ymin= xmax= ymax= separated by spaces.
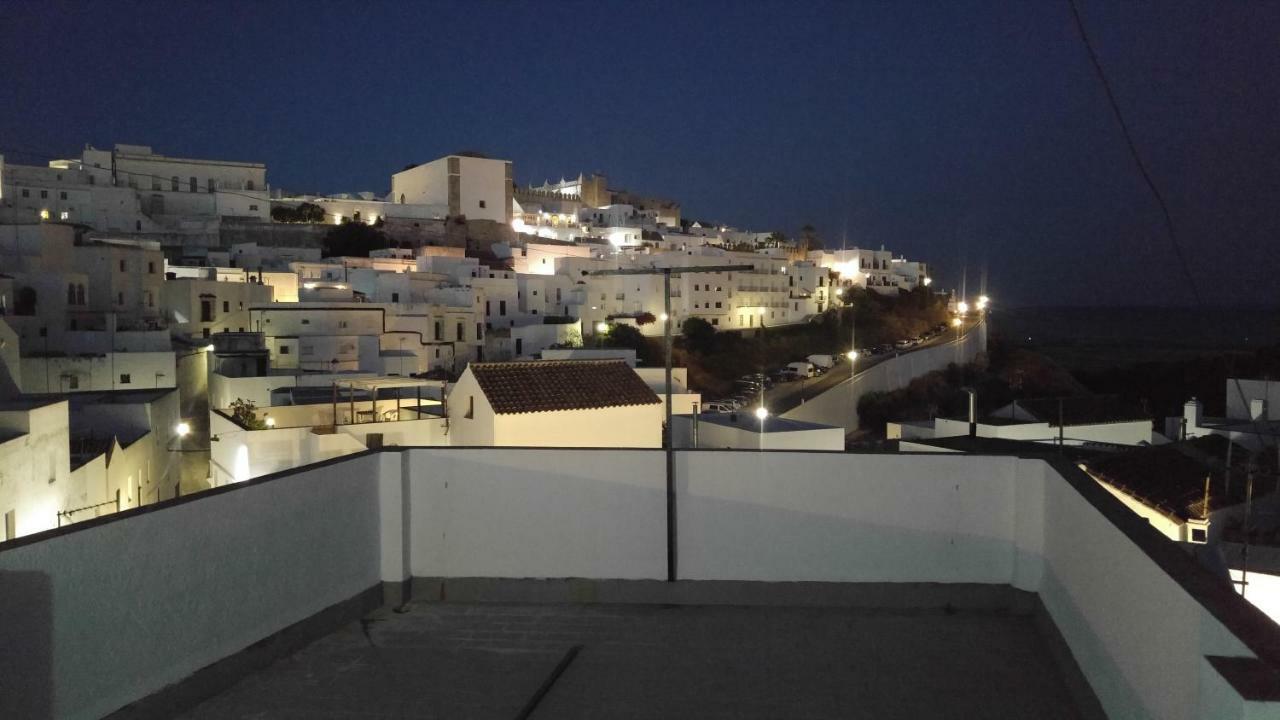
xmin=894 ymin=339 xmax=913 ymax=349
xmin=702 ymin=401 xmax=734 ymax=413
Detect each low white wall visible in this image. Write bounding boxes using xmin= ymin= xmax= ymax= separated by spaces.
xmin=676 ymin=451 xmax=1029 ymax=583
xmin=783 ymin=320 xmax=987 ymax=431
xmin=1039 ymin=462 xmax=1256 ymax=720
xmin=405 ymin=448 xmax=667 ymax=579
xmin=0 ymin=454 xmax=384 ymax=720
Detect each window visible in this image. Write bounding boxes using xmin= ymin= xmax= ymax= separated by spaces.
xmin=714 ymin=301 xmax=722 ymax=309
xmin=21 ymin=188 xmax=29 ymax=198
xmin=148 ymin=261 xmax=156 ymax=274
xmin=152 ymin=179 xmax=160 ymax=191
xmin=119 ymin=259 xmax=126 ymax=272
xmin=478 ymin=200 xmax=486 ymax=209
xmin=89 ymin=175 xmax=94 ymax=185
xmin=171 ymin=176 xmax=179 ymax=191
xmin=68 ymin=375 xmax=79 ymax=390
xmin=247 ymin=180 xmax=255 ymax=191
xmin=434 ymin=321 xmax=442 ymax=340
xmin=456 ymin=322 xmax=464 ymax=340
xmin=711 ymin=319 xmax=719 ymax=326
xmin=40 ymin=190 xmax=48 ymax=199
xmin=207 ymin=178 xmax=216 ymax=193
xmin=249 ymin=204 xmax=258 ymax=211
xmin=279 ymin=346 xmax=290 ymax=355
xmin=476 ymin=323 xmax=483 ymax=340
xmin=499 ymin=300 xmax=506 ymax=316
xmin=189 ymin=177 xmax=197 ymax=192
xmin=59 ymin=191 xmax=67 ymax=200
xmin=434 ymin=348 xmax=440 ymax=359
xmin=301 ymin=319 xmax=310 ymax=325
xmin=67 ymin=285 xmax=76 ymax=305
xmin=119 ymin=374 xmax=131 ymax=384
xmin=222 ymin=301 xmax=230 ymax=313
xmin=202 ymin=328 xmax=210 ymax=338
xmin=200 ymin=299 xmax=213 ymax=322
xmin=391 ymin=292 xmax=399 ymax=302
xmin=465 ymin=396 xmax=474 ymax=419
xmin=485 ymin=301 xmax=491 ymax=316
xmin=116 ymin=292 xmax=124 ymax=306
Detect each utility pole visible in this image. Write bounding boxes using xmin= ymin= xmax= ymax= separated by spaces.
xmin=592 ymin=263 xmax=754 ymax=582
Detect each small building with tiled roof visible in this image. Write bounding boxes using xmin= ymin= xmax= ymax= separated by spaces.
xmin=446 ymin=360 xmax=663 ymax=447
xmin=1079 ymin=435 xmax=1278 ymax=545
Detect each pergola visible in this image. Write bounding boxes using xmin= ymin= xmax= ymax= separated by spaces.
xmin=330 ymin=377 xmax=446 ymax=426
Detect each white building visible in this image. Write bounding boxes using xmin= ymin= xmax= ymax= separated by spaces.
xmin=674 ymin=411 xmax=845 ymax=451
xmin=1171 ymin=379 xmax=1280 ymax=452
xmin=391 ymin=153 xmax=512 ymax=224
xmin=446 ymin=359 xmax=663 ymax=447
xmin=890 ymin=396 xmax=1158 ymax=448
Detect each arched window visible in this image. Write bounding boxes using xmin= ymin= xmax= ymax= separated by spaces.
xmin=68 ymin=284 xmax=77 ymax=305
xmin=399 ymin=194 xmax=405 ymax=204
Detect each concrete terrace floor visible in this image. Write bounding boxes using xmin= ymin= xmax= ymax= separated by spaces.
xmin=178 ymin=602 xmax=1086 ymax=720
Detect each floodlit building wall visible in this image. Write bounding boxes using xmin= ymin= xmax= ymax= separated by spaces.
xmin=19 ymin=351 xmax=176 ymax=393
xmin=0 ymin=401 xmax=72 ymax=538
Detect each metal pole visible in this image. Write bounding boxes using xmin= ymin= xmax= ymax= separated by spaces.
xmin=692 ymin=402 xmax=700 ymax=449
xmin=663 ymin=269 xmax=676 ymax=583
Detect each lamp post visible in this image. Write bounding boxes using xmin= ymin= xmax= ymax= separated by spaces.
xmin=754 ymin=405 xmax=768 ymax=451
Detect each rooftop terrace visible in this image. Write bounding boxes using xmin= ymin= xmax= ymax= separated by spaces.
xmin=1 ymin=448 xmax=1278 ymax=719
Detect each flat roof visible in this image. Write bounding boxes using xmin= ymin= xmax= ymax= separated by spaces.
xmin=176 ymin=601 xmax=1088 ymax=719
xmin=698 ymin=413 xmax=837 ymax=433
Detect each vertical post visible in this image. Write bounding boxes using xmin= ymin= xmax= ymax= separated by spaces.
xmin=1058 ymin=398 xmax=1065 ymax=449
xmin=331 ymin=382 xmax=338 ymax=427
xmin=691 ymin=402 xmax=700 ymax=449
xmin=663 ymin=269 xmax=676 ymax=582
xmin=349 ymin=384 xmax=355 ymax=426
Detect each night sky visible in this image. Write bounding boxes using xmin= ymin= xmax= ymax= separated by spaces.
xmin=3 ymin=1 xmax=1278 ymax=307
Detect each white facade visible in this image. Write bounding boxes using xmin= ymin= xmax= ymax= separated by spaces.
xmin=391 ymin=154 xmax=512 ymax=223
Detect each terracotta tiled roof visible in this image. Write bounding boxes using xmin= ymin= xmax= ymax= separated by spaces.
xmin=1082 ymin=435 xmax=1256 ymax=521
xmin=469 ymin=360 xmax=660 ymax=415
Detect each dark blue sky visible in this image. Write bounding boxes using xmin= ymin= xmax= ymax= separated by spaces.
xmin=3 ymin=1 xmax=1278 ymax=306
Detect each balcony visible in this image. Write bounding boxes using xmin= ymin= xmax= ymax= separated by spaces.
xmin=1 ymin=450 xmax=1277 ymax=719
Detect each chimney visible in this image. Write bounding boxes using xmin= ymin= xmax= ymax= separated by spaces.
xmin=1184 ymin=398 xmax=1203 ymax=436
xmin=1250 ymin=398 xmax=1267 ymax=421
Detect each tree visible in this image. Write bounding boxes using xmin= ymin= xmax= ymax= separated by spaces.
xmin=765 ymin=230 xmax=788 ymax=246
xmin=271 ymin=202 xmax=325 ymax=223
xmin=603 ymin=324 xmax=655 ymax=364
xmin=681 ymin=317 xmax=717 ymax=354
xmin=323 ymin=221 xmax=389 ymax=257
xmin=635 ymin=312 xmax=657 ymax=326
xmin=798 ymin=224 xmax=817 ymax=252
xmin=229 ymin=398 xmax=267 ymax=430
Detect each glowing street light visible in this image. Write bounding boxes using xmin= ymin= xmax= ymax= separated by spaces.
xmin=265 ymin=416 xmax=276 ymax=428
xmin=754 ymin=406 xmax=769 ymax=451
xmin=846 ymin=350 xmax=858 ymax=362
xmin=595 ymin=321 xmax=609 ymax=334
xmin=923 ymin=277 xmax=933 ymax=286
xmin=203 ymin=344 xmax=216 ymax=352
xmin=174 ymin=422 xmax=191 ymax=438
xmin=977 ymin=295 xmax=990 ymax=311
xmin=659 ymin=313 xmax=669 ymax=322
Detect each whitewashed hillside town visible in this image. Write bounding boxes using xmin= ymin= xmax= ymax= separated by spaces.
xmin=0 ymin=143 xmax=944 ymax=540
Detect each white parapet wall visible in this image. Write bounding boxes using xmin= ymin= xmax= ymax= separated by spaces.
xmin=783 ymin=320 xmax=987 ymax=431
xmin=1 ymin=447 xmax=1277 ymax=720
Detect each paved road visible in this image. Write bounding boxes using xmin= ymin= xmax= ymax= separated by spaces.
xmin=763 ymin=319 xmax=981 ymax=415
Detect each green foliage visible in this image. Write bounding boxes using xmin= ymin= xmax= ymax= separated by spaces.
xmin=323 ymin=221 xmax=389 ymax=258
xmin=681 ymin=317 xmax=717 ymax=354
xmin=271 ymin=202 xmax=325 ymax=223
xmin=603 ymin=324 xmax=657 ymax=365
xmin=230 ymin=398 xmax=267 ymax=430
xmin=635 ymin=312 xmax=657 ymax=326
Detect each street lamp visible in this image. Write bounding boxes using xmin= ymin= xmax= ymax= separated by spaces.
xmin=174 ymin=422 xmax=191 ymax=438
xmin=265 ymin=416 xmax=276 ymax=428
xmin=977 ymin=295 xmax=990 ymax=311
xmin=203 ymin=344 xmax=215 ymax=352
xmin=754 ymin=405 xmax=768 ymax=451
xmin=659 ymin=313 xmax=669 ymax=322
xmin=595 ymin=321 xmax=609 ymax=334
xmin=957 ymin=301 xmax=969 ymax=315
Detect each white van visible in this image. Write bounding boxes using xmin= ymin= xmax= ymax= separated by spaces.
xmin=786 ymin=361 xmax=816 ymax=378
